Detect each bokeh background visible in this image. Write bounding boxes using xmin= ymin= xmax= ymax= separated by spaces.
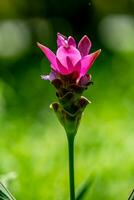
xmin=0 ymin=0 xmax=134 ymax=199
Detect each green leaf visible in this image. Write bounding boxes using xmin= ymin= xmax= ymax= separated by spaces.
xmin=128 ymin=190 xmax=134 ymax=200
xmin=76 ymin=177 xmax=94 ymax=200
xmin=0 ymin=182 xmax=16 ymax=200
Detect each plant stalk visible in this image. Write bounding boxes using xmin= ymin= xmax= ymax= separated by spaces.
xmin=67 ymin=134 xmax=75 ymax=200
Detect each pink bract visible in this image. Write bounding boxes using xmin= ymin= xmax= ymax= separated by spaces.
xmin=37 ymin=33 xmax=101 ymax=79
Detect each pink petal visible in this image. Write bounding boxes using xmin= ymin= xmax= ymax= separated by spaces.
xmin=37 ymin=42 xmax=57 ymax=71
xmin=68 ymin=36 xmax=76 ymax=47
xmin=78 ymin=35 xmax=92 ymax=57
xmin=74 ymin=60 xmax=81 ymax=73
xmin=57 ymin=33 xmax=67 ymax=48
xmin=80 ymin=49 xmax=101 ymax=77
xmin=56 ymin=57 xmax=69 ymax=75
xmin=66 ymin=56 xmax=74 ymax=73
xmin=56 ymin=46 xmax=81 ymax=68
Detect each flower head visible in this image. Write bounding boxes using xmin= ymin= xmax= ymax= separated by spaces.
xmin=37 ymin=33 xmax=101 ymax=82
xmin=37 ymin=33 xmax=101 ymax=135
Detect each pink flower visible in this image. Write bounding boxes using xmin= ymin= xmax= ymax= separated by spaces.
xmin=37 ymin=33 xmax=101 ymax=81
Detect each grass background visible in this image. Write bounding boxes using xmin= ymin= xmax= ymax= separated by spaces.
xmin=0 ymin=0 xmax=134 ymax=199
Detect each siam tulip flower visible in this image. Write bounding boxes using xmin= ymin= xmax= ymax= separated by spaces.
xmin=37 ymin=33 xmax=101 ymax=83
xmin=37 ymin=32 xmax=101 ymax=139
xmin=37 ymin=33 xmax=101 ymax=200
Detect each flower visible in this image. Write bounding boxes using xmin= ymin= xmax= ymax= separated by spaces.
xmin=37 ymin=33 xmax=101 ymax=135
xmin=37 ymin=33 xmax=101 ymax=82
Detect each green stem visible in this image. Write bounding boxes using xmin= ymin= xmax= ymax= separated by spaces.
xmin=67 ymin=134 xmax=75 ymax=200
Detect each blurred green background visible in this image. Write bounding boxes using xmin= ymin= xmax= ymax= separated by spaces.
xmin=0 ymin=0 xmax=134 ymax=199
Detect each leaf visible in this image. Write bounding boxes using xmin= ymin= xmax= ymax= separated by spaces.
xmin=0 ymin=172 xmax=17 ymax=187
xmin=0 ymin=182 xmax=16 ymax=200
xmin=128 ymin=190 xmax=134 ymax=200
xmin=76 ymin=177 xmax=94 ymax=200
